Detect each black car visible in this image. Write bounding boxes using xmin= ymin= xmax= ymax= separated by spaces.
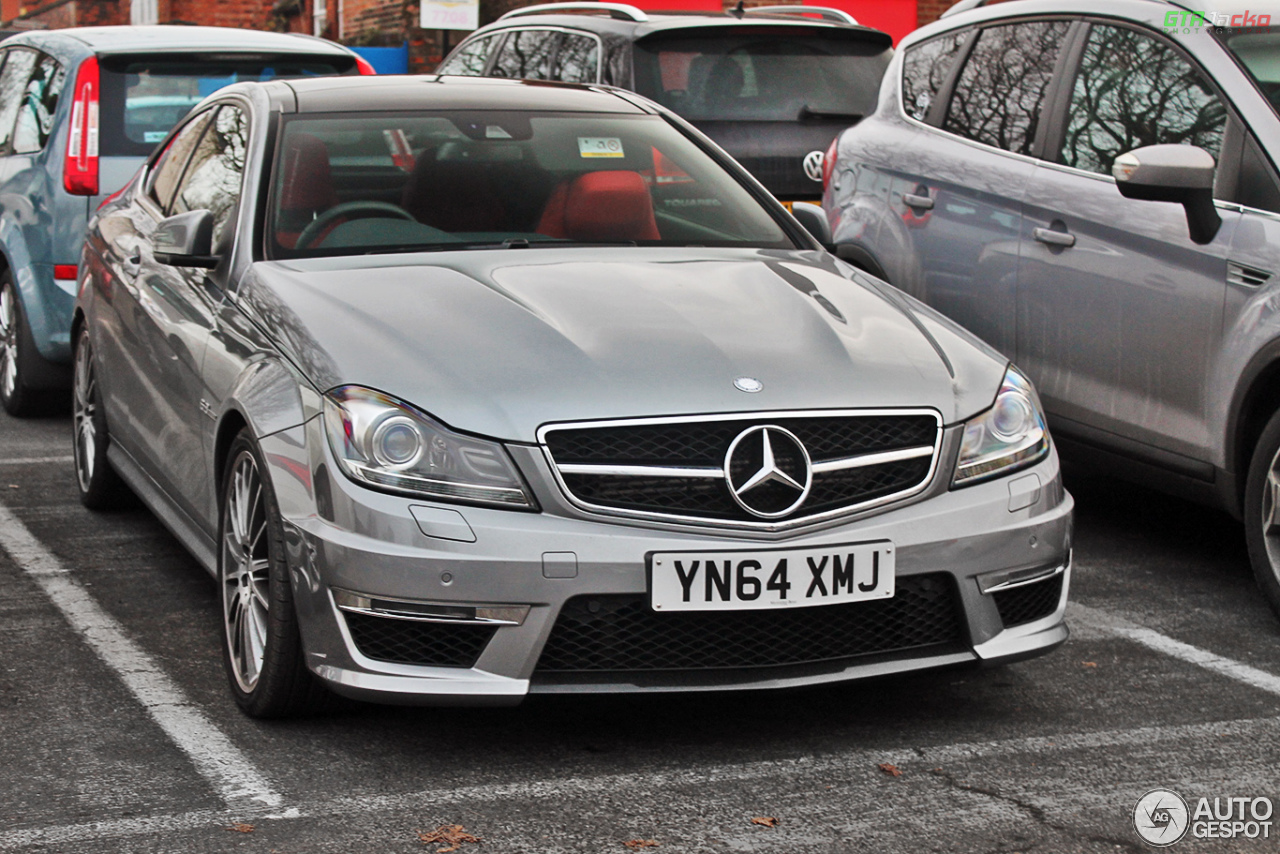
xmin=436 ymin=2 xmax=892 ymax=204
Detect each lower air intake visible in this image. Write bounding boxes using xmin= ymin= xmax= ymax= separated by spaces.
xmin=344 ymin=612 xmax=496 ymax=667
xmin=536 ymin=572 xmax=963 ymax=673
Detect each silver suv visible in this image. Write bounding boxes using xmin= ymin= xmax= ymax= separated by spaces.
xmin=821 ymin=0 xmax=1280 ymax=613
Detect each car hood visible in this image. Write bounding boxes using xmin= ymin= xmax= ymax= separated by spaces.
xmin=238 ymin=248 xmax=1007 ymax=442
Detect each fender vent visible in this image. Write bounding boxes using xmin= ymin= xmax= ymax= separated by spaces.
xmin=1228 ymin=263 xmax=1272 ymax=288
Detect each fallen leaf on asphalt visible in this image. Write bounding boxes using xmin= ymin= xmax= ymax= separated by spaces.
xmin=622 ymin=840 xmax=660 ymax=849
xmin=751 ymin=816 xmax=780 ymax=827
xmin=226 ymin=823 xmax=254 ymax=833
xmin=878 ymin=763 xmax=902 ymax=777
xmin=418 ymin=825 xmax=482 ymax=852
xmin=1082 ymin=661 xmax=1098 ymax=667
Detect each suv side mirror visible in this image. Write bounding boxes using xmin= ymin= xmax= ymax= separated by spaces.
xmin=1112 ymin=144 xmax=1222 ymax=245
xmin=154 ymin=210 xmax=219 ymax=268
xmin=790 ymin=201 xmax=832 ymax=247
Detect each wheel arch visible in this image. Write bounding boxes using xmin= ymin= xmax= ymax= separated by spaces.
xmin=214 ymin=409 xmax=250 ymax=500
xmin=1228 ymin=341 xmax=1280 ymax=508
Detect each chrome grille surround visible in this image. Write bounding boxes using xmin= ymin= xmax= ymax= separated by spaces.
xmin=537 ymin=409 xmax=944 ymax=531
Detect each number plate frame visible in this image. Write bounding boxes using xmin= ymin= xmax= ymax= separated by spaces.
xmin=647 ymin=541 xmax=895 ymax=612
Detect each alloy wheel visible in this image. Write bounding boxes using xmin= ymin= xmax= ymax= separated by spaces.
xmin=72 ymin=337 xmax=97 ymax=492
xmin=1261 ymin=445 xmax=1280 ymax=583
xmin=0 ymin=282 xmax=17 ymax=403
xmin=222 ymin=450 xmax=272 ymax=694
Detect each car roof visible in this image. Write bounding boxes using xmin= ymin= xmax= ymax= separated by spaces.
xmin=474 ymin=10 xmax=892 ymax=47
xmin=279 ymin=74 xmax=652 ymax=114
xmin=913 ymin=0 xmax=1209 ymax=42
xmin=4 ymin=25 xmax=353 ymax=55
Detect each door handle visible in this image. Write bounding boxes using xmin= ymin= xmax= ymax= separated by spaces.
xmin=902 ymin=193 xmax=934 ymax=210
xmin=1033 ymin=227 xmax=1076 ymax=248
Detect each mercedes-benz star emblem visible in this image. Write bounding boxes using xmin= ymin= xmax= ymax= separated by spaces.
xmin=803 ymin=150 xmax=825 ymax=183
xmin=724 ymin=425 xmax=812 ymax=518
xmin=734 ymin=376 xmax=763 ymax=393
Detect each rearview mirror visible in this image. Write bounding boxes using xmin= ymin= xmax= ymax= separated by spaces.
xmin=154 ymin=209 xmax=219 ymax=269
xmin=790 ymin=201 xmax=832 ymax=247
xmin=1112 ymin=145 xmax=1221 ymax=245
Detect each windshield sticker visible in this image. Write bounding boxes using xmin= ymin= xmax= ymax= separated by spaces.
xmin=578 ymin=137 xmax=625 ymax=158
xmin=144 ymin=131 xmax=168 ymax=143
xmin=485 ymin=125 xmax=512 ymax=139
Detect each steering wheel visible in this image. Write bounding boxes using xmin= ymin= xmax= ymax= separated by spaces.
xmin=295 ymin=201 xmax=417 ymax=250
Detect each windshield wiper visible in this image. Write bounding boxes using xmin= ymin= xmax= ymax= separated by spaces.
xmin=798 ymin=105 xmax=863 ymax=123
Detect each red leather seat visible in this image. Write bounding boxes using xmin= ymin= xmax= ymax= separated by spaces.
xmin=536 ymin=170 xmax=661 ymax=242
xmin=276 ymin=133 xmax=338 ymax=249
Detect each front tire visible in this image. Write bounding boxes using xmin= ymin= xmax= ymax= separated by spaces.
xmin=72 ymin=327 xmax=128 ymax=509
xmin=1244 ymin=408 xmax=1280 ymax=619
xmin=219 ymin=429 xmax=326 ymax=718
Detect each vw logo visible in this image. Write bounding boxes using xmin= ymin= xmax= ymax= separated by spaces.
xmin=803 ymin=150 xmax=825 ymax=183
xmin=724 ymin=425 xmax=812 ymax=518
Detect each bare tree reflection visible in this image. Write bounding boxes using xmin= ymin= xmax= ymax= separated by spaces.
xmin=943 ymin=21 xmax=1069 ymax=156
xmin=1060 ymin=25 xmax=1226 ymax=175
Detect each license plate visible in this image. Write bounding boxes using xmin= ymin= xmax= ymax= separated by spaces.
xmin=649 ymin=541 xmax=894 ymax=612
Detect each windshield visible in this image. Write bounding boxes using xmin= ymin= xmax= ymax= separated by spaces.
xmin=1219 ymin=27 xmax=1280 ymax=116
xmin=100 ymin=56 xmax=354 ymax=156
xmin=632 ymin=32 xmax=890 ymax=122
xmin=268 ymin=111 xmax=792 ymax=258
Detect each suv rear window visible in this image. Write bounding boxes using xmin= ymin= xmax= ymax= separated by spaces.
xmin=633 ymin=31 xmax=890 ymax=123
xmin=98 ymin=54 xmax=354 ymax=156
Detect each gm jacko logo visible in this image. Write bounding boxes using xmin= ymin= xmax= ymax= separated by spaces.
xmin=1134 ymin=789 xmax=1190 ymax=846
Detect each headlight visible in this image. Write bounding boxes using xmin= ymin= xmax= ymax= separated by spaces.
xmin=323 ymin=385 xmax=535 ymax=509
xmin=952 ymin=367 xmax=1050 ymax=487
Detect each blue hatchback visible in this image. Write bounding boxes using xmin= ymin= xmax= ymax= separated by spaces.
xmin=0 ymin=25 xmax=368 ymax=415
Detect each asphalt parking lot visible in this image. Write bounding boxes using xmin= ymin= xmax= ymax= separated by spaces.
xmin=2 ymin=408 xmax=1279 ymax=853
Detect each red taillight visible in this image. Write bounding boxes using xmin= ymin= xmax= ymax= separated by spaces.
xmin=822 ymin=135 xmax=838 ymax=192
xmin=354 ymin=54 xmax=377 ymax=76
xmin=64 ymin=57 xmax=100 ymax=196
xmin=54 ymin=265 xmax=78 ymax=281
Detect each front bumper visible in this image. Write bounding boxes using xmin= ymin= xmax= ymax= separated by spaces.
xmin=264 ymin=417 xmax=1072 ymax=705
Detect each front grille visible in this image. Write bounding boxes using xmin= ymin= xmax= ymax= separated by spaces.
xmin=993 ymin=574 xmax=1063 ymax=628
xmin=543 ymin=412 xmax=940 ymax=526
xmin=344 ymin=612 xmax=496 ymax=667
xmin=535 ymin=573 xmax=963 ymax=673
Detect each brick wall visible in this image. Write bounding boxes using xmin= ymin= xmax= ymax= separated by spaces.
xmin=4 ymin=0 xmax=128 ymax=28
xmin=916 ymin=0 xmax=949 ymax=27
xmin=169 ymin=0 xmax=277 ymax=29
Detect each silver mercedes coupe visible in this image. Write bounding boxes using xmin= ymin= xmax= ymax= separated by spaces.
xmin=72 ymin=75 xmax=1072 ymax=717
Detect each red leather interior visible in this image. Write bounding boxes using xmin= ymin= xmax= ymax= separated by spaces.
xmin=536 ymin=171 xmax=660 ymax=242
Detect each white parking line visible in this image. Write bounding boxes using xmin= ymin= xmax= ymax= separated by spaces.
xmin=1068 ymin=602 xmax=1280 ymax=697
xmin=4 ymin=712 xmax=1279 ymax=849
xmin=0 ymin=503 xmax=284 ymax=810
xmin=0 ymin=455 xmax=75 ymax=466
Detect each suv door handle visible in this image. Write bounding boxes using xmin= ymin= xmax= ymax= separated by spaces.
xmin=902 ymin=193 xmax=934 ymax=210
xmin=1033 ymin=227 xmax=1076 ymax=248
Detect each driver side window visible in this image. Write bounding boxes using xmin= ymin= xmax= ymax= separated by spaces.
xmin=147 ymin=110 xmax=214 ymax=211
xmin=170 ymin=105 xmax=249 ymax=248
xmin=1059 ymin=24 xmax=1227 ymax=175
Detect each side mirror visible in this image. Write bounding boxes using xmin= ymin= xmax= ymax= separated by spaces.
xmin=1112 ymin=145 xmax=1222 ymax=245
xmin=790 ymin=201 xmax=832 ymax=247
xmin=154 ymin=209 xmax=219 ymax=268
